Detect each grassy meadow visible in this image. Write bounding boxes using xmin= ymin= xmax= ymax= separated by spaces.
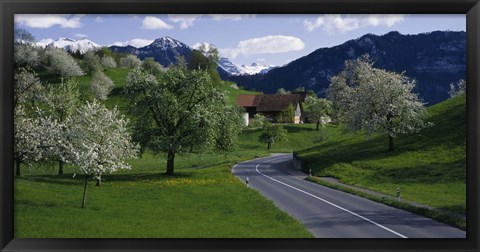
xmin=14 ymin=67 xmax=317 ymax=238
xmin=297 ymin=94 xmax=466 ymax=216
xmin=15 ymin=153 xmax=314 ymax=238
xmin=15 ymin=66 xmax=466 ymax=237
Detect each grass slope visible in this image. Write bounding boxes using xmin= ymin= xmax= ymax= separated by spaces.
xmin=297 ymin=95 xmax=466 ymax=216
xmin=15 ymin=153 xmax=312 ymax=238
xmin=15 ymin=68 xmax=313 ymax=238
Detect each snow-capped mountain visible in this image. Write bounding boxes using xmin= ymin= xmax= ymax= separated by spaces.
xmin=218 ymin=57 xmax=277 ymax=76
xmin=218 ymin=57 xmax=245 ymax=76
xmin=239 ymin=62 xmax=277 ymax=75
xmin=110 ymin=36 xmax=191 ymax=67
xmin=36 ymin=37 xmax=101 ymax=54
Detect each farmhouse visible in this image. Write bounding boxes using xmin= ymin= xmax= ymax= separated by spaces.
xmin=236 ymin=94 xmax=304 ymax=126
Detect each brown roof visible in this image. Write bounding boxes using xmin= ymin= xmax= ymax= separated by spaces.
xmin=256 ymin=94 xmax=302 ymax=112
xmin=237 ymin=94 xmax=303 ymax=112
xmin=236 ymin=94 xmax=258 ymax=107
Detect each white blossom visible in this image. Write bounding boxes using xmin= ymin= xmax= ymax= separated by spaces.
xmin=328 ymin=55 xmax=431 ymax=151
xmin=91 ymin=71 xmax=114 ymax=100
xmin=45 ymin=47 xmax=84 ymax=79
xmin=66 ymin=100 xmax=138 ymax=177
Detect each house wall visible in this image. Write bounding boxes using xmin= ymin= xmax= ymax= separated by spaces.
xmin=241 ymin=112 xmax=249 ymax=126
xmin=294 ymin=103 xmax=302 ymax=124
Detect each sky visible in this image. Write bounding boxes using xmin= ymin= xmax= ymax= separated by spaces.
xmin=14 ymin=14 xmax=465 ymax=66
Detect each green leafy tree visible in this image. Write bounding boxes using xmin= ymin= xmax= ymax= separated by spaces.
xmin=276 ymin=88 xmax=289 ymax=94
xmin=45 ymin=79 xmax=81 ymax=175
xmin=328 ymin=55 xmax=431 ymax=151
xmin=277 ymin=103 xmax=295 ymax=123
xmin=251 ymin=113 xmax=267 ymax=128
xmin=305 ymin=96 xmax=332 ymax=130
xmin=125 ymin=66 xmax=241 ymax=175
xmin=188 ymin=46 xmax=222 ymax=87
xmin=14 ymin=27 xmax=35 ymax=45
xmin=259 ymin=123 xmax=288 ymax=150
xmin=83 ymin=51 xmax=103 ymax=74
xmin=142 ymin=57 xmax=164 ymax=76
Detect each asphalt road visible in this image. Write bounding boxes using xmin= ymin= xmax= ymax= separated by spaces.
xmin=231 ymin=153 xmax=466 ymax=238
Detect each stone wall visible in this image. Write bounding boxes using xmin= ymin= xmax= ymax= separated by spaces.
xmin=292 ymin=152 xmax=303 ymax=171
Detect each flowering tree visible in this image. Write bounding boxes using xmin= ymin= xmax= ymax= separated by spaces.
xmin=91 ymin=71 xmax=114 ymax=100
xmin=125 ymin=66 xmax=242 ymax=175
xmin=67 ymin=100 xmax=138 ymax=208
xmin=328 ymin=55 xmax=431 ymax=151
xmin=101 ymin=56 xmax=117 ymax=69
xmin=14 ymin=68 xmax=45 ymax=108
xmin=305 ymin=96 xmax=332 ymax=130
xmin=14 ymin=106 xmax=65 ymax=176
xmin=119 ymin=54 xmax=142 ymax=69
xmin=83 ymin=51 xmax=103 ymax=74
xmin=259 ymin=123 xmax=288 ymax=150
xmin=45 ymin=47 xmax=84 ymax=80
xmin=14 ymin=68 xmax=48 ymax=176
xmin=449 ymin=79 xmax=466 ymax=98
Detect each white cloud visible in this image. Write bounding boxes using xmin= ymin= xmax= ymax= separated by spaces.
xmin=304 ymin=14 xmax=405 ymax=33
xmin=112 ymin=38 xmax=154 ymax=48
xmin=95 ymin=16 xmax=103 ymax=22
xmin=15 ymin=14 xmax=84 ymax=29
xmin=168 ymin=14 xmax=202 ymax=29
xmin=208 ymin=14 xmax=255 ymax=21
xmin=141 ymin=16 xmax=173 ymax=30
xmin=168 ymin=14 xmax=254 ymax=30
xmin=74 ymin=33 xmax=88 ymax=38
xmin=192 ymin=42 xmax=217 ymax=52
xmin=220 ymin=35 xmax=305 ymax=59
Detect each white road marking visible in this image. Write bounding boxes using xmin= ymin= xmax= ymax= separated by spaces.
xmin=254 ymin=155 xmax=408 ymax=239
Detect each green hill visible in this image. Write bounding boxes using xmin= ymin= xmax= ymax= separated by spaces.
xmin=72 ymin=68 xmax=257 ymax=111
xmin=296 ymin=94 xmax=466 ymax=216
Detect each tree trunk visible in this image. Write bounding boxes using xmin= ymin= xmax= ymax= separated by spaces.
xmin=166 ymin=150 xmax=175 ymax=175
xmin=96 ymin=173 xmax=102 ymax=187
xmin=15 ymin=158 xmax=21 ymax=177
xmin=267 ymin=142 xmax=271 ymax=150
xmin=388 ymin=135 xmax=394 ymax=152
xmin=82 ymin=175 xmax=88 ymax=208
xmin=316 ymin=120 xmax=320 ymax=131
xmin=58 ymin=160 xmax=64 ymax=175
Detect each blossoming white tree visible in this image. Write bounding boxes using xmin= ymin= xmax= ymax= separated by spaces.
xmin=101 ymin=56 xmax=117 ymax=69
xmin=45 ymin=47 xmax=84 ymax=80
xmin=328 ymin=55 xmax=431 ymax=151
xmin=449 ymin=79 xmax=466 ymax=98
xmin=90 ymin=71 xmax=114 ymax=100
xmin=67 ymin=100 xmax=138 ymax=208
xmin=119 ymin=54 xmax=142 ymax=69
xmin=14 ymin=106 xmax=65 ymax=176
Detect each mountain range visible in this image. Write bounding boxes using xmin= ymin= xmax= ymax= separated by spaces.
xmin=36 ymin=37 xmax=101 ymax=54
xmin=226 ymin=31 xmax=466 ymax=105
xmin=37 ymin=30 xmax=466 ymax=105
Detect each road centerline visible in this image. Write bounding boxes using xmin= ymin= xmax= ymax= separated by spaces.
xmin=254 ymin=155 xmax=408 ymax=239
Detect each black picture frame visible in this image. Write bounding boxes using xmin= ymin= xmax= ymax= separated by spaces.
xmin=1 ymin=0 xmax=479 ymax=251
